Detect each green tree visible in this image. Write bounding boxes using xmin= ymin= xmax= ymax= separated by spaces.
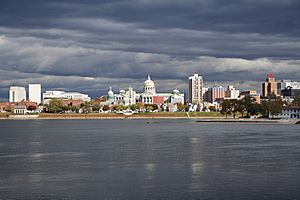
xmin=5 ymin=106 xmax=13 ymax=113
xmin=46 ymin=99 xmax=63 ymax=113
xmin=130 ymin=104 xmax=138 ymax=111
xmin=230 ymin=99 xmax=240 ymax=118
xmin=145 ymin=105 xmax=153 ymax=112
xmin=220 ymin=99 xmax=232 ymax=118
xmin=113 ymin=104 xmax=126 ymax=111
xmin=236 ymin=99 xmax=245 ymax=118
xmin=293 ymin=95 xmax=300 ymax=106
xmin=242 ymin=96 xmax=258 ymax=117
xmin=177 ymin=103 xmax=185 ymax=112
xmin=259 ymin=93 xmax=283 ymax=118
xmin=80 ymin=101 xmax=92 ymax=113
xmin=268 ymin=93 xmax=283 ymax=117
xmin=102 ymin=105 xmax=110 ymax=111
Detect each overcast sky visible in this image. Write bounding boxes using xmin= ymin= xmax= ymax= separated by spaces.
xmin=0 ymin=0 xmax=299 ymax=100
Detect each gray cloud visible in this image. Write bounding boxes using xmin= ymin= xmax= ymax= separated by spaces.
xmin=0 ymin=0 xmax=299 ymax=100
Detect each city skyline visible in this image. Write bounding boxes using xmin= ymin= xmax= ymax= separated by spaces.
xmin=0 ymin=0 xmax=300 ymax=100
xmin=2 ymin=73 xmax=300 ymax=102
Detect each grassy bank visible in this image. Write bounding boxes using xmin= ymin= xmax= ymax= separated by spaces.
xmin=188 ymin=112 xmax=224 ymax=117
xmin=38 ymin=112 xmax=225 ymax=119
xmin=0 ymin=113 xmax=9 ymax=118
xmin=39 ymin=113 xmax=121 ymax=118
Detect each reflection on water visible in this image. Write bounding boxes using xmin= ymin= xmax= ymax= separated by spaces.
xmin=0 ymin=119 xmax=300 ymax=200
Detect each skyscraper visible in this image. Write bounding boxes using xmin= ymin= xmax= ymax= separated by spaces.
xmin=262 ymin=74 xmax=277 ymax=98
xmin=9 ymin=86 xmax=26 ymax=102
xmin=188 ymin=74 xmax=203 ymax=104
xmin=29 ymin=84 xmax=42 ymax=104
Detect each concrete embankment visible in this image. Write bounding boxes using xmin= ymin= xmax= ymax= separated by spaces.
xmin=196 ymin=118 xmax=299 ymax=124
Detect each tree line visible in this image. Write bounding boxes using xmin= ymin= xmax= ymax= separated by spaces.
xmin=220 ymin=94 xmax=300 ymax=118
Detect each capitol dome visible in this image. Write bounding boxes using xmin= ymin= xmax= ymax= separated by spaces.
xmin=173 ymin=88 xmax=180 ymax=95
xmin=143 ymin=75 xmax=156 ymax=95
xmin=144 ymin=75 xmax=155 ymax=88
xmin=107 ymin=86 xmax=114 ymax=100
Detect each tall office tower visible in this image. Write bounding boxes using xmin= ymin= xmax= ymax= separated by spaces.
xmin=9 ymin=86 xmax=26 ymax=102
xmin=188 ymin=74 xmax=203 ymax=104
xmin=262 ymin=74 xmax=277 ymax=98
xmin=207 ymin=86 xmax=225 ymax=103
xmin=29 ymin=84 xmax=42 ymax=104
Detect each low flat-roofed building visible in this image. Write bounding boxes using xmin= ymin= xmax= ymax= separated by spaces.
xmin=239 ymin=90 xmax=261 ymax=104
xmin=282 ymin=107 xmax=300 ymax=119
xmin=43 ymin=90 xmax=91 ymax=103
xmin=13 ymin=105 xmax=27 ymax=115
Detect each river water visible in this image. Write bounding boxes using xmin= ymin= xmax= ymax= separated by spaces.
xmin=0 ymin=119 xmax=300 ymax=200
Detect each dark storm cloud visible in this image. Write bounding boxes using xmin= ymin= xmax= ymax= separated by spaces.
xmin=0 ymin=0 xmax=300 ymax=100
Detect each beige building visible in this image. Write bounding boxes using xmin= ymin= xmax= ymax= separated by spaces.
xmin=240 ymin=90 xmax=261 ymax=104
xmin=208 ymin=86 xmax=225 ymax=103
xmin=262 ymin=74 xmax=277 ymax=97
xmin=188 ymin=74 xmax=203 ymax=104
xmin=225 ymin=85 xmax=240 ymax=99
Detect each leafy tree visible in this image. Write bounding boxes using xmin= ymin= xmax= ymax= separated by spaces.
xmin=100 ymin=96 xmax=108 ymax=102
xmin=230 ymin=99 xmax=240 ymax=118
xmin=5 ymin=106 xmax=13 ymax=113
xmin=268 ymin=93 xmax=283 ymax=117
xmin=259 ymin=93 xmax=283 ymax=118
xmin=80 ymin=101 xmax=92 ymax=113
xmin=46 ymin=99 xmax=63 ymax=113
xmin=27 ymin=105 xmax=37 ymax=111
xmin=293 ymin=95 xmax=300 ymax=107
xmin=113 ymin=104 xmax=126 ymax=111
xmin=209 ymin=106 xmax=217 ymax=112
xmin=102 ymin=105 xmax=110 ymax=111
xmin=235 ymin=99 xmax=245 ymax=118
xmin=145 ymin=105 xmax=153 ymax=112
xmin=177 ymin=103 xmax=185 ymax=112
xmin=220 ymin=99 xmax=232 ymax=118
xmin=242 ymin=96 xmax=258 ymax=117
xmin=130 ymin=104 xmax=138 ymax=111
xmin=137 ymin=102 xmax=144 ymax=109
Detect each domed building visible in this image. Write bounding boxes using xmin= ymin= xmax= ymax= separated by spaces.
xmin=140 ymin=75 xmax=184 ymax=106
xmin=107 ymin=86 xmax=114 ymax=101
xmin=104 ymin=75 xmax=184 ymax=109
xmin=144 ymin=75 xmax=156 ymax=95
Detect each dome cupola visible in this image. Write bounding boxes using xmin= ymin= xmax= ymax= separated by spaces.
xmin=108 ymin=86 xmax=114 ymax=100
xmin=173 ymin=88 xmax=180 ymax=95
xmin=143 ymin=75 xmax=156 ymax=95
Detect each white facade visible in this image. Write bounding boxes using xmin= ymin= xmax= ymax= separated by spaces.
xmin=9 ymin=86 xmax=26 ymax=102
xmin=225 ymin=85 xmax=240 ymax=99
xmin=43 ymin=91 xmax=91 ymax=102
xmin=278 ymin=80 xmax=300 ymax=90
xmin=29 ymin=84 xmax=42 ymax=104
xmin=170 ymin=89 xmax=184 ymax=104
xmin=106 ymin=75 xmax=184 ymax=106
xmin=144 ymin=75 xmax=156 ymax=95
xmin=188 ymin=74 xmax=203 ymax=104
xmin=282 ymin=107 xmax=300 ymax=119
xmin=125 ymin=87 xmax=136 ymax=105
xmin=14 ymin=106 xmax=27 ymax=115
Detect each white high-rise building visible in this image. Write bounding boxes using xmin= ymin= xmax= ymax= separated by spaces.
xmin=29 ymin=84 xmax=42 ymax=104
xmin=188 ymin=74 xmax=203 ymax=104
xmin=9 ymin=86 xmax=26 ymax=102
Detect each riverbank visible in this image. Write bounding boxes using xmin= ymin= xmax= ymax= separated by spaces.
xmin=0 ymin=112 xmax=299 ymax=124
